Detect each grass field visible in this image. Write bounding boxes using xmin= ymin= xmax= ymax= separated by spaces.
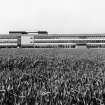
xmin=0 ymin=48 xmax=105 ymax=105
xmin=0 ymin=48 xmax=104 ymax=61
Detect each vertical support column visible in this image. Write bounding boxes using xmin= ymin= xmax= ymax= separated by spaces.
xmin=34 ymin=35 xmax=35 ymax=48
xmin=17 ymin=35 xmax=21 ymax=48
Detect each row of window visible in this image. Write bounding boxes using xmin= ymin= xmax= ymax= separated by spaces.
xmin=33 ymin=40 xmax=105 ymax=43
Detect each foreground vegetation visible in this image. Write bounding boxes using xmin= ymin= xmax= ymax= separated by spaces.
xmin=0 ymin=48 xmax=105 ymax=105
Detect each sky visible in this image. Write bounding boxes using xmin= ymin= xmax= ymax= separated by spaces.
xmin=0 ymin=0 xmax=105 ymax=34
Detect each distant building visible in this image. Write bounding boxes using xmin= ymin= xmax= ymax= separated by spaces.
xmin=0 ymin=31 xmax=104 ymax=48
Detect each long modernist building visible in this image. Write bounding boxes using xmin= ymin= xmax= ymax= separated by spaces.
xmin=0 ymin=31 xmax=104 ymax=48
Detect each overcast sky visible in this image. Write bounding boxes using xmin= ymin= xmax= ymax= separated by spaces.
xmin=0 ymin=0 xmax=105 ymax=34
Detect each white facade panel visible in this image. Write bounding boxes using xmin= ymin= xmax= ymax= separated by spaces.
xmin=0 ymin=43 xmax=17 ymax=46
xmin=0 ymin=39 xmax=17 ymax=43
xmin=0 ymin=39 xmax=17 ymax=41
xmin=34 ymin=38 xmax=105 ymax=41
xmin=34 ymin=43 xmax=75 ymax=45
xmin=34 ymin=43 xmax=75 ymax=46
xmin=21 ymin=35 xmax=34 ymax=45
xmin=87 ymin=43 xmax=105 ymax=44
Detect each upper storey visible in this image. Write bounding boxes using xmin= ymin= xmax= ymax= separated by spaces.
xmin=0 ymin=31 xmax=105 ymax=40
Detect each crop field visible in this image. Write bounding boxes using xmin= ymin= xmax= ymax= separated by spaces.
xmin=0 ymin=48 xmax=105 ymax=105
xmin=0 ymin=48 xmax=104 ymax=58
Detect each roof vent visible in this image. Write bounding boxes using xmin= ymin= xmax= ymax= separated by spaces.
xmin=37 ymin=31 xmax=48 ymax=34
xmin=9 ymin=31 xmax=28 ymax=34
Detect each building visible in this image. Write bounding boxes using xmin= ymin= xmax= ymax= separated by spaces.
xmin=0 ymin=31 xmax=105 ymax=48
